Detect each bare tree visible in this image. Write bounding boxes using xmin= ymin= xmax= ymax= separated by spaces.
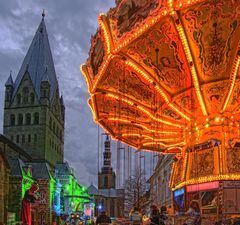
xmin=124 ymin=168 xmax=148 ymax=213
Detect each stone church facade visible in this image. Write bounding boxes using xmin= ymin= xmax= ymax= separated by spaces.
xmin=3 ymin=14 xmax=65 ymax=167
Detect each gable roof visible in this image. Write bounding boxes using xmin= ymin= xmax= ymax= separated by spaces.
xmin=12 ymin=16 xmax=58 ymax=101
xmin=8 ymin=157 xmax=25 ymax=176
xmin=27 ymin=162 xmax=53 ymax=179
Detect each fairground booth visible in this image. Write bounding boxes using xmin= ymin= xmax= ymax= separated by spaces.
xmin=81 ymin=0 xmax=240 ymax=223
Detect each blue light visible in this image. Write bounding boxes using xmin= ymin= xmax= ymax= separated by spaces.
xmin=98 ymin=204 xmax=102 ymax=210
xmin=174 ymin=188 xmax=184 ymax=197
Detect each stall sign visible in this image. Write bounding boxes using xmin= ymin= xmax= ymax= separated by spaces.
xmin=186 ymin=181 xmax=219 ymax=192
xmin=223 ymin=181 xmax=240 ymax=188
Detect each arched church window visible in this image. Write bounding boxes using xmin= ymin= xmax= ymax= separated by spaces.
xmin=10 ymin=114 xmax=15 ymax=126
xmin=23 ymin=87 xmax=29 ymax=104
xmin=34 ymin=112 xmax=39 ymax=124
xmin=17 ymin=94 xmax=21 ymax=105
xmin=18 ymin=114 xmax=23 ymax=125
xmin=26 ymin=113 xmax=31 ymax=125
xmin=30 ymin=93 xmax=35 ymax=104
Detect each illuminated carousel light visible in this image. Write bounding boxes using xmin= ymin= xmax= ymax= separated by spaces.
xmin=125 ymin=60 xmax=191 ymax=121
xmin=83 ymin=0 xmax=240 ymax=157
xmin=176 ymin=23 xmax=207 ymax=116
xmin=98 ymin=14 xmax=112 ymax=54
xmin=222 ymin=56 xmax=240 ymax=111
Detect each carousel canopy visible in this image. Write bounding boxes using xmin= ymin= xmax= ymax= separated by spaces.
xmin=82 ymin=0 xmax=240 ymax=153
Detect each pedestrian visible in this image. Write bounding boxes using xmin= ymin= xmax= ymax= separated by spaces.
xmin=150 ymin=205 xmax=161 ymax=225
xmin=130 ymin=207 xmax=142 ymax=225
xmin=159 ymin=206 xmax=167 ymax=224
xmin=96 ymin=211 xmax=111 ymax=225
xmin=184 ymin=200 xmax=201 ymax=225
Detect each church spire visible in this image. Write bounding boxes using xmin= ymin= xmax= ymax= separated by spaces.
xmin=5 ymin=71 xmax=14 ymax=87
xmin=12 ymin=13 xmax=58 ymax=102
xmin=42 ymin=9 xmax=45 ymax=18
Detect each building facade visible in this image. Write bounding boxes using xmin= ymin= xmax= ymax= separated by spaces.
xmin=3 ymin=13 xmax=65 ymax=167
xmin=149 ymin=155 xmax=174 ymax=214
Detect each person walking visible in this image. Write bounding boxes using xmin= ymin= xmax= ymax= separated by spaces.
xmin=185 ymin=200 xmax=201 ymax=225
xmin=96 ymin=211 xmax=111 ymax=225
xmin=130 ymin=207 xmax=142 ymax=225
xmin=150 ymin=205 xmax=161 ymax=225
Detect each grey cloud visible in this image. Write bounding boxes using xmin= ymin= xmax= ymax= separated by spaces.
xmin=0 ymin=0 xmax=115 ymax=186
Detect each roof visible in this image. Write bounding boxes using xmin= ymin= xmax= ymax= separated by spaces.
xmin=88 ymin=184 xmax=99 ymax=195
xmin=27 ymin=162 xmax=52 ymax=179
xmin=12 ymin=16 xmax=58 ymax=101
xmin=0 ymin=134 xmax=32 ymax=161
xmin=87 ymin=185 xmax=124 ymax=198
xmin=7 ymin=157 xmax=25 ymax=176
xmin=5 ymin=73 xmax=14 ymax=86
xmin=55 ymin=162 xmax=73 ymax=176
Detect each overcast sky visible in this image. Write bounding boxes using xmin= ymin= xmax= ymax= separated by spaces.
xmin=0 ymin=0 xmax=155 ymax=187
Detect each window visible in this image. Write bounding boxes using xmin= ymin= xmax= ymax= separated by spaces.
xmin=30 ymin=93 xmax=35 ymax=104
xmin=49 ymin=117 xmax=52 ymax=129
xmin=23 ymin=87 xmax=29 ymax=104
xmin=22 ymin=135 xmax=25 ymax=143
xmin=11 ymin=136 xmax=14 ymax=141
xmin=53 ymin=122 xmax=56 ymax=133
xmin=28 ymin=134 xmax=31 ymax=143
xmin=34 ymin=112 xmax=39 ymax=124
xmin=60 ymin=130 xmax=62 ymax=140
xmin=26 ymin=113 xmax=31 ymax=125
xmin=104 ymin=176 xmax=108 ymax=188
xmin=18 ymin=114 xmax=23 ymax=125
xmin=16 ymin=135 xmax=19 ymax=143
xmin=34 ymin=134 xmax=37 ymax=143
xmin=6 ymin=91 xmax=11 ymax=102
xmin=10 ymin=114 xmax=15 ymax=126
xmin=17 ymin=94 xmax=21 ymax=105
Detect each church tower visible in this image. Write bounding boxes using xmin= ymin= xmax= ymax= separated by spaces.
xmin=98 ymin=135 xmax=116 ymax=189
xmin=3 ymin=13 xmax=65 ymax=167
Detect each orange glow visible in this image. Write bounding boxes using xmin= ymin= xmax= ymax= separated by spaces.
xmin=222 ymin=56 xmax=240 ymax=112
xmin=172 ymin=174 xmax=240 ymax=191
xmin=92 ymin=54 xmax=114 ymax=92
xmin=83 ymin=0 xmax=240 ymax=156
xmin=80 ymin=64 xmax=92 ymax=93
xmin=122 ymin=133 xmax=182 ymax=142
xmin=176 ymin=23 xmax=207 ymax=116
xmin=106 ymin=92 xmax=183 ymax=128
xmin=126 ymin=60 xmax=191 ymax=121
xmin=98 ymin=14 xmax=112 ymax=54
xmin=142 ymin=141 xmax=186 ymax=148
xmin=108 ymin=117 xmax=182 ymax=133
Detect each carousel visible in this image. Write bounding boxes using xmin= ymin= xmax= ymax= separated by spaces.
xmin=81 ymin=0 xmax=240 ymax=221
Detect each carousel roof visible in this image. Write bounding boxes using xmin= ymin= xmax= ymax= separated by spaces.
xmin=82 ymin=0 xmax=240 ymax=153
